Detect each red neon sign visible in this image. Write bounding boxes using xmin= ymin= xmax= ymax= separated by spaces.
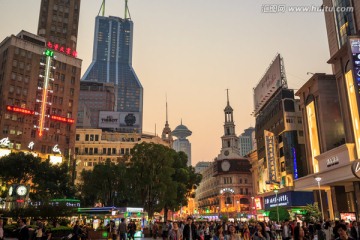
xmin=50 ymin=115 xmax=75 ymax=124
xmin=47 ymin=41 xmax=77 ymax=58
xmin=6 ymin=105 xmax=34 ymax=115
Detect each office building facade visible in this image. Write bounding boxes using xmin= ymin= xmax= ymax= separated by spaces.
xmin=82 ymin=15 xmax=143 ymax=133
xmin=239 ymin=127 xmax=255 ymax=157
xmin=0 ymin=31 xmax=81 ymax=160
xmin=293 ymin=1 xmax=360 ymax=220
xmin=172 ymin=122 xmax=192 ymax=166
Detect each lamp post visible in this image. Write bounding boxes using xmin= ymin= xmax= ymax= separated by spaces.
xmin=315 ymin=177 xmax=324 ymax=221
xmin=226 ymin=203 xmax=229 ymax=218
xmin=217 ymin=206 xmax=220 ymax=219
xmin=274 ymin=189 xmax=279 ymax=223
xmin=236 ymin=200 xmax=240 ymax=218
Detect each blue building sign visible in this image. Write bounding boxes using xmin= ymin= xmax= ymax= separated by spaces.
xmin=264 ymin=191 xmax=313 ymax=210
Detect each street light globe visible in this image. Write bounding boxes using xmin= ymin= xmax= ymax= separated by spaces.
xmin=274 ymin=189 xmax=279 ymax=194
xmin=315 ymin=177 xmax=322 ymax=182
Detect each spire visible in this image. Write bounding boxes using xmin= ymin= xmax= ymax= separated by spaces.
xmin=125 ymin=0 xmax=131 ymax=19
xmin=98 ymin=0 xmax=106 ymax=16
xmin=181 ymin=118 xmax=183 ymax=125
xmin=226 ymin=88 xmax=230 ymax=105
xmin=166 ymin=94 xmax=168 ymax=125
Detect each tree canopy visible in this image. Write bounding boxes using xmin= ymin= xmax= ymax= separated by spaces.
xmin=78 ymin=142 xmax=202 ymax=218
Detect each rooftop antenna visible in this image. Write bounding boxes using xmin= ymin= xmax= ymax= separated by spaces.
xmin=226 ymin=88 xmax=230 ymax=105
xmin=166 ymin=94 xmax=169 ymax=125
xmin=125 ymin=0 xmax=132 ymax=19
xmin=98 ymin=0 xmax=105 ymax=16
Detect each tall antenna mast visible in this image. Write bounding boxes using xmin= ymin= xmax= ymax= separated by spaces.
xmin=226 ymin=88 xmax=230 ymax=105
xmin=125 ymin=0 xmax=131 ymax=19
xmin=166 ymin=94 xmax=168 ymax=124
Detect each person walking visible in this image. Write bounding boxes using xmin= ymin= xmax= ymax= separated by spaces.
xmin=128 ymin=220 xmax=136 ymax=240
xmin=183 ymin=217 xmax=197 ymax=240
xmin=118 ymin=218 xmax=128 ymax=240
xmin=168 ymin=222 xmax=183 ymax=240
xmin=351 ymin=221 xmax=360 ymax=240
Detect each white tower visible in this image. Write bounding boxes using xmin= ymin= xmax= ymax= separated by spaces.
xmin=172 ymin=120 xmax=192 ymax=166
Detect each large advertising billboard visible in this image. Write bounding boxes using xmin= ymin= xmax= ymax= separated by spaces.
xmin=264 ymin=191 xmax=313 ymax=210
xmin=99 ymin=111 xmax=141 ymax=131
xmin=98 ymin=111 xmax=121 ymax=128
xmin=253 ymin=54 xmax=282 ymax=114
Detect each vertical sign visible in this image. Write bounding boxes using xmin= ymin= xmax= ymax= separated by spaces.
xmin=292 ymin=147 xmax=298 ymax=179
xmin=264 ymin=130 xmax=277 ymax=182
xmin=349 ymin=38 xmax=360 ymax=94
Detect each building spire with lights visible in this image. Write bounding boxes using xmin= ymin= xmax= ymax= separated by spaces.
xmin=161 ymin=96 xmax=173 ymax=144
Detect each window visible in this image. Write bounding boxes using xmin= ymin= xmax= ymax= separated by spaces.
xmin=95 ymin=135 xmax=99 ymax=141
xmin=76 ymin=134 xmax=80 ymax=141
xmin=84 ymin=148 xmax=88 ymax=154
xmin=85 ymin=134 xmax=89 ymax=141
xmin=239 ymin=178 xmax=242 ymax=184
xmin=240 ymin=188 xmax=243 ymax=195
xmin=244 ymin=178 xmax=247 ymax=184
xmin=89 ymin=135 xmax=94 ymax=141
xmin=112 ymin=148 xmax=116 ymax=154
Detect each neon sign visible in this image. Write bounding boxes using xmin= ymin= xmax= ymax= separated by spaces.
xmin=50 ymin=115 xmax=75 ymax=124
xmin=6 ymin=105 xmax=34 ymax=115
xmin=0 ymin=137 xmax=11 ymax=147
xmin=47 ymin=41 xmax=77 ymax=58
xmin=28 ymin=141 xmax=35 ymax=150
xmin=52 ymin=144 xmax=61 ymax=154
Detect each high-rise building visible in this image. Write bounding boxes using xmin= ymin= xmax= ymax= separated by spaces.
xmin=0 ymin=31 xmax=81 ymax=160
xmin=172 ymin=121 xmax=192 ymax=166
xmin=81 ymin=9 xmax=143 ymax=133
xmin=38 ymin=0 xmax=81 ymax=51
xmin=293 ymin=1 xmax=360 ymax=220
xmin=78 ymin=81 xmax=116 ymax=128
xmin=194 ymin=161 xmax=212 ymax=174
xmin=239 ymin=127 xmax=255 ymax=157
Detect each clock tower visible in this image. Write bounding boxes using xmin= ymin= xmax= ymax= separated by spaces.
xmin=218 ymin=90 xmax=240 ymax=160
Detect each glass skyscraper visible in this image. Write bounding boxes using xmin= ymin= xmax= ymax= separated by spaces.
xmin=82 ymin=16 xmax=143 ymax=133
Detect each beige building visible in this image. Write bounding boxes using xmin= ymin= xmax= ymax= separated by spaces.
xmin=74 ymin=129 xmax=170 ymax=184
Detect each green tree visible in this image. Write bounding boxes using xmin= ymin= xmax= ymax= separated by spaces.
xmin=268 ymin=206 xmax=290 ymax=222
xmin=127 ymin=142 xmax=174 ymax=218
xmin=303 ymin=203 xmax=322 ymax=223
xmin=78 ymin=159 xmax=127 ymax=207
xmin=0 ymin=152 xmax=75 ymax=201
xmin=162 ymin=151 xmax=202 ymax=221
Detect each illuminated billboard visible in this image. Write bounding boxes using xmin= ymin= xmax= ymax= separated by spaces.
xmin=253 ymin=54 xmax=283 ymax=114
xmin=264 ymin=130 xmax=277 ymax=183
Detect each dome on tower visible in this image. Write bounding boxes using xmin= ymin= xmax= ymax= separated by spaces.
xmin=172 ymin=123 xmax=192 ymax=139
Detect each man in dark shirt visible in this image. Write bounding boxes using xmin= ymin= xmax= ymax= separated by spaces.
xmin=183 ymin=217 xmax=197 ymax=240
xmin=18 ymin=218 xmax=29 ymax=240
xmin=118 ymin=218 xmax=128 ymax=240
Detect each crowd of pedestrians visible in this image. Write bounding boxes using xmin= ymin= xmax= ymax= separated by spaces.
xmin=149 ymin=217 xmax=360 ymax=240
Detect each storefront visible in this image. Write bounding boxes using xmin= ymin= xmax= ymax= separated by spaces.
xmin=261 ymin=191 xmax=314 ymax=220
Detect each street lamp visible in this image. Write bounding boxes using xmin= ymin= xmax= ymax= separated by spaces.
xmin=226 ymin=203 xmax=229 ymax=218
xmin=315 ymin=177 xmax=324 ymax=221
xmin=236 ymin=200 xmax=240 ymax=216
xmin=274 ymin=189 xmax=279 ymax=223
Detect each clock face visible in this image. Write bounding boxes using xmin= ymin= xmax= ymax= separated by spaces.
xmin=9 ymin=186 xmax=13 ymax=196
xmin=221 ymin=160 xmax=231 ymax=171
xmin=224 ymin=150 xmax=229 ymax=156
xmin=16 ymin=185 xmax=27 ymax=196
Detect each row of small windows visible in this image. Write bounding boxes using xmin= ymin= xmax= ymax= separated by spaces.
xmin=75 ymin=147 xmax=131 ymax=156
xmin=223 ymin=177 xmax=248 ymax=184
xmin=76 ymin=134 xmax=100 ymax=141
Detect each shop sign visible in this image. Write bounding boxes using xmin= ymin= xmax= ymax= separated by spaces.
xmin=264 ymin=130 xmax=277 ymax=182
xmin=351 ymin=159 xmax=360 ymax=179
xmin=28 ymin=141 xmax=35 ymax=150
xmin=220 ymin=188 xmax=235 ymax=194
xmin=126 ymin=207 xmax=143 ymax=212
xmin=326 ymin=156 xmax=339 ymax=167
xmin=0 ymin=137 xmax=11 ymax=147
xmin=52 ymin=144 xmax=61 ymax=154
xmin=264 ymin=191 xmax=314 ymax=210
xmin=255 ymin=198 xmax=262 ymax=210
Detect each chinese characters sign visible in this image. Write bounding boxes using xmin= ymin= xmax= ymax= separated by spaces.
xmin=264 ymin=130 xmax=277 ymax=182
xmin=47 ymin=41 xmax=77 ymax=58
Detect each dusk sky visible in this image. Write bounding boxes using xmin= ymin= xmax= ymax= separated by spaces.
xmin=0 ymin=0 xmax=332 ymax=165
